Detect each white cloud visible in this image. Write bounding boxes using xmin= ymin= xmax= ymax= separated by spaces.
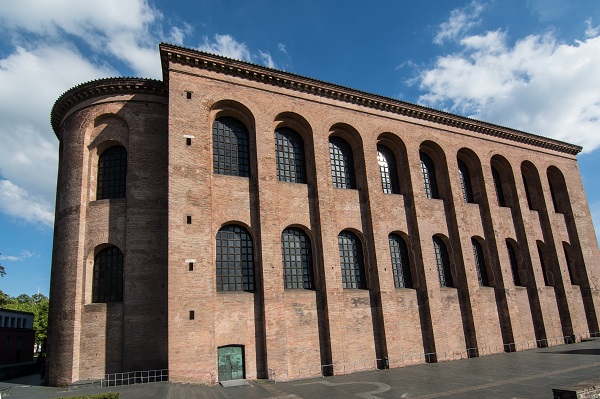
xmin=434 ymin=1 xmax=485 ymax=45
xmin=198 ymin=34 xmax=280 ymax=69
xmin=0 ymin=180 xmax=54 ymax=227
xmin=585 ymin=18 xmax=600 ymax=38
xmin=418 ymin=24 xmax=600 ymax=152
xmin=0 ymin=250 xmax=34 ymax=262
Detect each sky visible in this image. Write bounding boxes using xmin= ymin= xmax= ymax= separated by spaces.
xmin=0 ymin=0 xmax=599 ymax=297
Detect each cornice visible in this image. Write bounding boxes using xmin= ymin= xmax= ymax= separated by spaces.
xmin=159 ymin=42 xmax=582 ymax=156
xmin=51 ymin=77 xmax=167 ymax=136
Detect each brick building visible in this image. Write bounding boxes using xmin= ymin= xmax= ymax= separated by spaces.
xmin=47 ymin=43 xmax=600 ymax=386
xmin=0 ymin=309 xmax=35 ymax=364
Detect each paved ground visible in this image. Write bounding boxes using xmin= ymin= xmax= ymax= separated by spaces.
xmin=2 ymin=339 xmax=600 ymax=398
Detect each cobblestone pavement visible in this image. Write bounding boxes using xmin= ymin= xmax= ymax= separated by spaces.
xmin=2 ymin=339 xmax=600 ymax=398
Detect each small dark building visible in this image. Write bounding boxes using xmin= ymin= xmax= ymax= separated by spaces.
xmin=0 ymin=309 xmax=35 ymax=364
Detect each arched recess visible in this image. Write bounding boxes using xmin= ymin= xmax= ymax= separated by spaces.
xmin=92 ymin=244 xmax=125 ymax=303
xmin=338 ymin=229 xmax=368 ymax=289
xmin=457 ymin=148 xmax=484 ymax=204
xmin=536 ymin=240 xmax=553 ymax=286
xmin=432 ymin=234 xmax=455 ymax=288
xmin=471 ymin=236 xmax=491 ymax=287
xmin=376 ymin=133 xmax=410 ymax=195
xmin=328 ymin=123 xmax=366 ymax=190
xmin=274 ymin=112 xmax=316 ymax=186
xmin=215 ymin=223 xmax=256 ymax=292
xmin=562 ymin=242 xmax=577 ymax=285
xmin=388 ymin=232 xmax=415 ymax=288
xmin=490 ymin=155 xmax=518 ymax=208
xmin=506 ymin=239 xmax=526 ymax=287
xmin=547 ymin=166 xmax=568 ymax=214
xmin=96 ymin=145 xmax=128 ymax=200
xmin=419 ymin=141 xmax=451 ymax=201
xmin=521 ymin=161 xmax=545 ymax=211
xmin=210 ymin=100 xmax=257 ymax=178
xmin=281 ymin=225 xmax=315 ymax=289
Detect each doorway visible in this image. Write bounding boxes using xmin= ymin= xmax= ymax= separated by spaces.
xmin=218 ymin=345 xmax=245 ymax=381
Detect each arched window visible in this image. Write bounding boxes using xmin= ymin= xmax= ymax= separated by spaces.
xmin=491 ymin=166 xmax=506 ymax=207
xmin=93 ymin=246 xmax=124 ymax=303
xmin=507 ymin=241 xmax=522 ymax=286
xmin=216 ymin=225 xmax=255 ymax=291
xmin=471 ymin=238 xmax=489 ymax=286
xmin=458 ymin=160 xmax=475 ymax=203
xmin=522 ymin=174 xmax=535 ymax=210
xmin=97 ymin=145 xmax=127 ymax=200
xmin=329 ymin=137 xmax=356 ymax=189
xmin=275 ymin=128 xmax=306 ymax=183
xmin=389 ymin=234 xmax=413 ymax=288
xmin=378 ymin=145 xmax=400 ymax=194
xmin=563 ymin=242 xmax=577 ymax=285
xmin=433 ymin=236 xmax=453 ymax=287
xmin=213 ymin=116 xmax=250 ymax=177
xmin=338 ymin=230 xmax=366 ymax=289
xmin=282 ymin=227 xmax=314 ymax=289
xmin=420 ymin=152 xmax=439 ymax=199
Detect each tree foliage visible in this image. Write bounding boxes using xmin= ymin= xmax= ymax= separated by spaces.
xmin=1 ymin=290 xmax=49 ymax=348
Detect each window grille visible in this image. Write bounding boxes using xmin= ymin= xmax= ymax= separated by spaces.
xmin=507 ymin=242 xmax=522 ymax=286
xmin=492 ymin=167 xmax=506 ymax=207
xmin=420 ymin=152 xmax=439 ymax=199
xmin=216 ymin=225 xmax=255 ymax=291
xmin=433 ymin=236 xmax=453 ymax=287
xmin=213 ymin=117 xmax=250 ymax=177
xmin=377 ymin=145 xmax=400 ymax=194
xmin=471 ymin=239 xmax=489 ymax=286
xmin=338 ymin=231 xmax=366 ymax=289
xmin=329 ymin=137 xmax=356 ymax=189
xmin=93 ymin=246 xmax=124 ymax=303
xmin=97 ymin=146 xmax=127 ymax=200
xmin=458 ymin=160 xmax=475 ymax=203
xmin=389 ymin=234 xmax=412 ymax=288
xmin=282 ymin=228 xmax=314 ymax=289
xmin=275 ymin=128 xmax=306 ymax=183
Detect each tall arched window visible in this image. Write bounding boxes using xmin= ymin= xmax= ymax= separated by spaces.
xmin=389 ymin=234 xmax=413 ymax=288
xmin=537 ymin=242 xmax=552 ymax=286
xmin=507 ymin=241 xmax=522 ymax=286
xmin=97 ymin=145 xmax=127 ymax=200
xmin=329 ymin=137 xmax=356 ymax=189
xmin=491 ymin=166 xmax=506 ymax=207
xmin=522 ymin=174 xmax=535 ymax=210
xmin=563 ymin=242 xmax=576 ymax=285
xmin=93 ymin=246 xmax=124 ymax=303
xmin=458 ymin=160 xmax=475 ymax=203
xmin=420 ymin=152 xmax=439 ymax=199
xmin=282 ymin=227 xmax=314 ymax=289
xmin=433 ymin=236 xmax=453 ymax=287
xmin=216 ymin=225 xmax=255 ymax=291
xmin=338 ymin=230 xmax=366 ymax=289
xmin=213 ymin=116 xmax=250 ymax=177
xmin=471 ymin=238 xmax=489 ymax=286
xmin=275 ymin=128 xmax=306 ymax=183
xmin=378 ymin=145 xmax=400 ymax=194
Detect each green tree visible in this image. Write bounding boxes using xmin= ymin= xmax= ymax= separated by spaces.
xmin=2 ymin=292 xmax=49 ymax=349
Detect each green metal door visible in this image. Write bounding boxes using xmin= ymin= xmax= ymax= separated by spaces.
xmin=218 ymin=346 xmax=244 ymax=381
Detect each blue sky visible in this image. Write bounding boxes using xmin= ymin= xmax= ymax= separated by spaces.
xmin=0 ymin=0 xmax=599 ymax=297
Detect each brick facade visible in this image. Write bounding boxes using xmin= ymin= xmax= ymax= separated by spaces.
xmin=47 ymin=43 xmax=600 ymax=386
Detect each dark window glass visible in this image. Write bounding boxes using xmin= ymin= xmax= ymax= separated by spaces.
xmin=523 ymin=174 xmax=535 ymax=210
xmin=93 ymin=246 xmax=124 ymax=303
xmin=378 ymin=145 xmax=400 ymax=194
xmin=507 ymin=242 xmax=522 ymax=286
xmin=389 ymin=234 xmax=413 ymax=288
xmin=97 ymin=146 xmax=127 ymax=200
xmin=338 ymin=231 xmax=366 ymax=289
xmin=216 ymin=225 xmax=255 ymax=291
xmin=420 ymin=152 xmax=439 ymax=199
xmin=329 ymin=137 xmax=356 ymax=189
xmin=492 ymin=167 xmax=506 ymax=207
xmin=213 ymin=117 xmax=250 ymax=177
xmin=282 ymin=228 xmax=314 ymax=289
xmin=433 ymin=236 xmax=453 ymax=287
xmin=458 ymin=160 xmax=475 ymax=203
xmin=275 ymin=128 xmax=306 ymax=183
xmin=471 ymin=238 xmax=489 ymax=286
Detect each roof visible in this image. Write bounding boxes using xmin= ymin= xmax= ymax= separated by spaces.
xmin=0 ymin=308 xmax=35 ymax=317
xmin=158 ymin=42 xmax=582 ymax=156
